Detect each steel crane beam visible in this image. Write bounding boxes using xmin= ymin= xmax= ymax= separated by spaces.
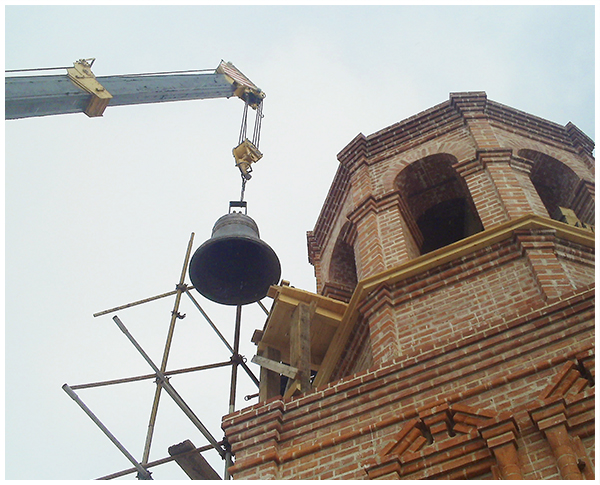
xmin=5 ymin=72 xmax=237 ymax=120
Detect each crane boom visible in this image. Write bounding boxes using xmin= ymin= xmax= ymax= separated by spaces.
xmin=5 ymin=60 xmax=265 ymax=120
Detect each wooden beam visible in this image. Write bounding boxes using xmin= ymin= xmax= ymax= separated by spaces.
xmin=168 ymin=440 xmax=221 ymax=480
xmin=253 ymin=347 xmax=288 ymax=402
xmin=288 ymin=301 xmax=316 ymax=395
xmin=252 ymin=354 xmax=298 ymax=379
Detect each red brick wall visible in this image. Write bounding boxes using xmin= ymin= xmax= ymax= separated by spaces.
xmin=226 ymin=220 xmax=595 ymax=478
xmin=224 ymin=284 xmax=594 ymax=479
xmin=226 ymin=93 xmax=595 ymax=480
xmin=308 ymin=93 xmax=594 ymax=297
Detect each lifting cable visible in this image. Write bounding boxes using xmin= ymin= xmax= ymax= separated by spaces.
xmin=236 ymin=98 xmax=264 ymax=201
xmin=240 ymin=175 xmax=247 ymax=202
xmin=238 ymin=99 xmax=263 ymax=149
xmin=253 ymin=102 xmax=263 ymax=148
xmin=5 ymin=65 xmax=72 ymax=73
xmin=238 ymin=100 xmax=250 ymax=146
xmin=6 ymin=64 xmax=216 ymax=77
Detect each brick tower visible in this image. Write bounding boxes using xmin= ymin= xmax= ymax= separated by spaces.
xmin=222 ymin=92 xmax=595 ymax=480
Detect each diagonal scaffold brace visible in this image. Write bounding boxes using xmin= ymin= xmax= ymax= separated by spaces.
xmin=62 ymin=383 xmax=153 ymax=480
xmin=112 ymin=314 xmax=226 ymax=459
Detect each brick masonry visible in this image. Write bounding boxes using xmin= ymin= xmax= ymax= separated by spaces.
xmin=223 ymin=92 xmax=595 ymax=479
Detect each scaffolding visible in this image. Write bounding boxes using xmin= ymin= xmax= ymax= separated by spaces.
xmin=62 ymin=232 xmax=268 ymax=480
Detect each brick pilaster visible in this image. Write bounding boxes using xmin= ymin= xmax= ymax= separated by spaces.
xmin=358 ymin=285 xmax=396 ymax=363
xmin=480 ymin=149 xmax=541 ymax=221
xmin=223 ymin=399 xmax=285 ymax=479
xmin=479 ymin=415 xmax=523 ymax=479
xmin=462 ymin=166 xmax=509 ymax=229
xmin=514 ymin=229 xmax=574 ymax=300
xmin=529 ymin=398 xmax=583 ymax=480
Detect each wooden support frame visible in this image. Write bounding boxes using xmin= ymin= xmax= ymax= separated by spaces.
xmin=168 ymin=439 xmax=221 ymax=480
xmin=253 ymin=286 xmax=346 ymax=402
xmin=254 ymin=349 xmax=285 ymax=402
xmin=252 ymin=354 xmax=297 ymax=379
xmin=285 ymin=301 xmax=317 ymax=398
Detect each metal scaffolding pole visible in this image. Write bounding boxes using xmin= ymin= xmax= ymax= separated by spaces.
xmin=185 ymin=289 xmax=260 ymax=387
xmin=113 ymin=315 xmax=225 ymax=458
xmin=141 ymin=233 xmax=195 ymax=465
xmin=92 ymin=287 xmax=186 ymax=318
xmin=228 ymin=305 xmax=243 ymax=415
xmin=62 ymin=384 xmax=152 ymax=480
xmin=223 ymin=304 xmax=243 ymax=480
xmin=69 ymin=360 xmax=232 ymax=391
xmin=184 ymin=289 xmax=235 ymax=353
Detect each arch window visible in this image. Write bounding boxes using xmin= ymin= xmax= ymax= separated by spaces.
xmin=323 ymin=223 xmax=358 ymax=302
xmin=396 ymin=154 xmax=483 ymax=254
xmin=522 ymin=150 xmax=594 ymax=227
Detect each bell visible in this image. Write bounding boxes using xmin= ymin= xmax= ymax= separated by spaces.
xmin=189 ymin=202 xmax=281 ymax=306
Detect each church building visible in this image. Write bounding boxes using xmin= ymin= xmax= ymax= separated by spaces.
xmin=222 ymin=92 xmax=595 ymax=480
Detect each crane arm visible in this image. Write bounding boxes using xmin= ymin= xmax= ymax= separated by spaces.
xmin=5 ymin=60 xmax=265 ymax=120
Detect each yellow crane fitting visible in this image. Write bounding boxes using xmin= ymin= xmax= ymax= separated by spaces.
xmin=233 ymin=139 xmax=263 ymax=180
xmin=217 ymin=61 xmax=265 ymax=109
xmin=66 ymin=59 xmax=113 ymax=117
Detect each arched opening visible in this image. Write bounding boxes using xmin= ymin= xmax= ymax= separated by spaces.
xmin=396 ymin=154 xmax=483 ymax=254
xmin=324 ymin=225 xmax=358 ymax=302
xmin=521 ymin=149 xmax=594 ymax=226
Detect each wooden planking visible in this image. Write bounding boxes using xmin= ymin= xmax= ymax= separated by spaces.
xmin=252 ymin=354 xmax=297 ymax=379
xmin=168 ymin=440 xmax=221 ymax=480
xmin=289 ymin=302 xmax=316 ymax=393
xmin=259 ymin=285 xmax=346 ymax=368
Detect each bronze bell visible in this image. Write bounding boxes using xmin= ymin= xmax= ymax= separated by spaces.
xmin=189 ymin=202 xmax=281 ymax=305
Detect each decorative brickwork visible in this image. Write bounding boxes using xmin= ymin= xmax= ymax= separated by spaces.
xmin=226 ymin=93 xmax=594 ymax=479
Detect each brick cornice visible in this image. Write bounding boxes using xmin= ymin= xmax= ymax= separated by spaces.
xmin=307 ymin=163 xmax=351 ymax=263
xmin=449 ymin=91 xmax=488 ymax=118
xmin=336 ymin=132 xmax=368 ymax=170
xmin=477 ymin=148 xmax=513 ymax=167
xmin=566 ymin=122 xmax=595 ymax=156
xmin=347 ymin=190 xmax=401 ymax=225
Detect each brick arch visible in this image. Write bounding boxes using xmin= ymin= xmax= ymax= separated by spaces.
xmin=381 ymin=144 xmax=478 ymax=194
xmin=520 ymin=149 xmax=594 ymax=225
xmin=394 ymin=154 xmax=483 ymax=254
xmin=322 ymin=221 xmax=358 ymax=302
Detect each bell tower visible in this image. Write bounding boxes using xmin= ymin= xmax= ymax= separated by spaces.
xmin=223 ymin=92 xmax=595 ymax=480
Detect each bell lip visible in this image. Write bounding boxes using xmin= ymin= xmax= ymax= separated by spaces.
xmin=188 ymin=235 xmax=282 ymax=306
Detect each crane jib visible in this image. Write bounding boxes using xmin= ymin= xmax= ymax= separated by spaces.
xmin=5 ymin=71 xmax=238 ymax=120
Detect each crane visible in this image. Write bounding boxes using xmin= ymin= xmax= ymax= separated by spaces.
xmin=7 ymin=58 xmax=269 ymax=479
xmin=5 ymin=58 xmax=264 ymax=178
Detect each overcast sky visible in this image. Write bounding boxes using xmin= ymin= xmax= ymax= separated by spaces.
xmin=5 ymin=5 xmax=595 ymax=481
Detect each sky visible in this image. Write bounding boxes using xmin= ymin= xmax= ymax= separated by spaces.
xmin=4 ymin=5 xmax=595 ymax=481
